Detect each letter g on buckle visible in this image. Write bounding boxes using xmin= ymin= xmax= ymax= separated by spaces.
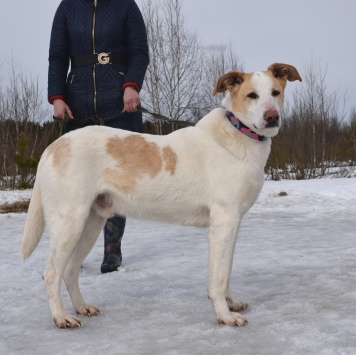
xmin=97 ymin=52 xmax=111 ymax=65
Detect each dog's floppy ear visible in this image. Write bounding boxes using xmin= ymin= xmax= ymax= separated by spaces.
xmin=213 ymin=71 xmax=245 ymax=96
xmin=268 ymin=63 xmax=302 ymax=83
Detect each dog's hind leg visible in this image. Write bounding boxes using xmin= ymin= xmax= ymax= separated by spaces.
xmin=42 ymin=211 xmax=89 ymax=329
xmin=208 ymin=207 xmax=248 ymax=327
xmin=63 ymin=210 xmax=107 ymax=318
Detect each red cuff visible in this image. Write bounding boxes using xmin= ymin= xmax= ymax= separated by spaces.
xmin=48 ymin=95 xmax=65 ymax=105
xmin=122 ymin=82 xmax=140 ymax=93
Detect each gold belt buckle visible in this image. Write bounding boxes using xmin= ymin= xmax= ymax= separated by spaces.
xmin=97 ymin=52 xmax=111 ymax=65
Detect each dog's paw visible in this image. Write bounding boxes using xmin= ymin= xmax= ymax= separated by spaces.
xmin=217 ymin=312 xmax=248 ymax=327
xmin=53 ymin=315 xmax=83 ymax=329
xmin=75 ymin=304 xmax=101 ymax=317
xmin=226 ymin=298 xmax=248 ymax=312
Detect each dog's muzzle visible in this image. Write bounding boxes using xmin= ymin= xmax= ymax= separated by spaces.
xmin=264 ymin=109 xmax=280 ymax=128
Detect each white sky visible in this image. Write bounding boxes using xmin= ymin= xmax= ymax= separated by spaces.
xmin=0 ymin=0 xmax=355 ymax=115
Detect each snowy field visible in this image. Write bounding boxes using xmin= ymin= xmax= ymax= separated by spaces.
xmin=0 ymin=178 xmax=356 ymax=355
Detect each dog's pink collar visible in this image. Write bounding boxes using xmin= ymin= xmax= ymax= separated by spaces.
xmin=226 ymin=111 xmax=267 ymax=142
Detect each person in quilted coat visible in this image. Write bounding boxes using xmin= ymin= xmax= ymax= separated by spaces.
xmin=48 ymin=0 xmax=149 ymax=273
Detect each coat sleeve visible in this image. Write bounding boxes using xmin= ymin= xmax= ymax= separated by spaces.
xmin=123 ymin=1 xmax=149 ymax=91
xmin=47 ymin=2 xmax=70 ymax=102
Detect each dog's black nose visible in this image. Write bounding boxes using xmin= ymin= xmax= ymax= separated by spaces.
xmin=264 ymin=109 xmax=279 ymax=128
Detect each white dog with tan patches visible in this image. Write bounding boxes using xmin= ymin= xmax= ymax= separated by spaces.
xmin=21 ymin=63 xmax=301 ymax=329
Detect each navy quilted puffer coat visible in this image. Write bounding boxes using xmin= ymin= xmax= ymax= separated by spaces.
xmin=48 ymin=0 xmax=149 ymax=129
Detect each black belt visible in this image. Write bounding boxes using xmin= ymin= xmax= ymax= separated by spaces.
xmin=70 ymin=52 xmax=128 ymax=68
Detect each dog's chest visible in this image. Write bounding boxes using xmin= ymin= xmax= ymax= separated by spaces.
xmin=223 ymin=158 xmax=265 ymax=213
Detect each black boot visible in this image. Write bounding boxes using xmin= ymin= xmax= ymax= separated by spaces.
xmin=101 ymin=215 xmax=126 ymax=273
xmin=101 ymin=242 xmax=122 ymax=273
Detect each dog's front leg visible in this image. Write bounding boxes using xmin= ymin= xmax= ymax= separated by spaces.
xmin=208 ymin=207 xmax=247 ymax=326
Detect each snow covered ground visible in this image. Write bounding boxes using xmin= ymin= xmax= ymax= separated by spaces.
xmin=1 ymin=178 xmax=356 ymax=355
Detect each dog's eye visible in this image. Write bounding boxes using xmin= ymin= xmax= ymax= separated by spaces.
xmin=272 ymin=90 xmax=280 ymax=97
xmin=247 ymin=92 xmax=258 ymax=99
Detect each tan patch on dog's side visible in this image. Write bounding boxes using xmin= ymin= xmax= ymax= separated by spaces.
xmin=46 ymin=136 xmax=72 ymax=173
xmin=107 ymin=135 xmax=162 ymax=177
xmin=162 ymin=146 xmax=177 ymax=175
xmin=105 ymin=135 xmax=177 ymax=190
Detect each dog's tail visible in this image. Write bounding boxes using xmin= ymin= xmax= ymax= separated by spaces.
xmin=21 ymin=180 xmax=45 ymax=260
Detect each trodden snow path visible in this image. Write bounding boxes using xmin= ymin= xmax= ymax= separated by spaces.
xmin=0 ymin=178 xmax=355 ymax=354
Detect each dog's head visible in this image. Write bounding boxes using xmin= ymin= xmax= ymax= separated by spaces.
xmin=213 ymin=63 xmax=302 ymax=138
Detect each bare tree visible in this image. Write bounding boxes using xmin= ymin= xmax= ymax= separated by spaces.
xmin=141 ymin=0 xmax=243 ymax=128
xmin=0 ymin=57 xmax=49 ymax=188
xmin=348 ymin=108 xmax=356 ymax=161
xmin=194 ymin=43 xmax=243 ymax=120
xmin=333 ymin=108 xmax=356 ymax=175
xmin=141 ymin=0 xmax=204 ymax=125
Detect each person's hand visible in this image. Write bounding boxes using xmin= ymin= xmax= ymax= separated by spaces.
xmin=123 ymin=86 xmax=140 ymax=113
xmin=53 ymin=99 xmax=74 ymax=119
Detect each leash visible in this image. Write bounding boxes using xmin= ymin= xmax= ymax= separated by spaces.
xmin=51 ymin=105 xmax=194 ymax=128
xmin=48 ymin=105 xmax=194 ymax=145
xmin=137 ymin=106 xmax=195 ymax=127
xmin=63 ymin=105 xmax=195 ymax=126
xmin=49 ymin=107 xmax=267 ymax=145
xmin=86 ymin=105 xmax=195 ymax=127
xmin=48 ymin=115 xmax=105 ymax=145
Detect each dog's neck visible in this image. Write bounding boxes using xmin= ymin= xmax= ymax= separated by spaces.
xmin=226 ymin=111 xmax=267 ymax=142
